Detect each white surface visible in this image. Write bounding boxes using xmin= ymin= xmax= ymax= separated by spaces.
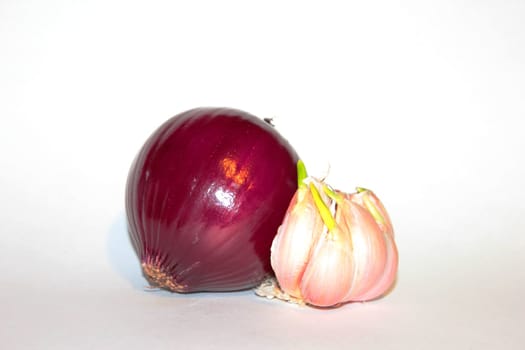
xmin=1 ymin=0 xmax=524 ymax=349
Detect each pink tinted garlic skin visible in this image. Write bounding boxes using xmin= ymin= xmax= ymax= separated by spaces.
xmin=270 ymin=162 xmax=399 ymax=307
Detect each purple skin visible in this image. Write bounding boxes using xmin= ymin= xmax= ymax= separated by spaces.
xmin=126 ymin=108 xmax=299 ymax=292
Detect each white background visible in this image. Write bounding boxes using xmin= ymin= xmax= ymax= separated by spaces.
xmin=1 ymin=0 xmax=524 ymax=348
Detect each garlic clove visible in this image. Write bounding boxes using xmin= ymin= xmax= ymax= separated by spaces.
xmin=348 ymin=188 xmax=394 ymax=237
xmin=344 ymin=190 xmax=398 ymax=301
xmin=299 ymin=227 xmax=354 ymax=307
xmin=355 ymin=231 xmax=398 ymax=301
xmin=339 ymin=199 xmax=388 ymax=302
xmin=270 ymin=186 xmax=324 ymax=298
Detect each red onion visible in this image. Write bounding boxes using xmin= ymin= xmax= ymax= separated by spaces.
xmin=126 ymin=108 xmax=299 ymax=292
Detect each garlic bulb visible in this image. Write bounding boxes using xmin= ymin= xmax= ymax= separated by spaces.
xmin=269 ymin=161 xmax=398 ymax=307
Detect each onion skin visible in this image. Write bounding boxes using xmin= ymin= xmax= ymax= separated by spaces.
xmin=126 ymin=108 xmax=299 ymax=292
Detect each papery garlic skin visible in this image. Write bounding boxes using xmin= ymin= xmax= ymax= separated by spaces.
xmin=270 ymin=172 xmax=398 ymax=307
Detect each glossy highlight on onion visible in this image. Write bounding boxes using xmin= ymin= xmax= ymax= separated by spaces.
xmin=126 ymin=108 xmax=299 ymax=292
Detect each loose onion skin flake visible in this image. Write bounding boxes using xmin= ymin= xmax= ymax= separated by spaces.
xmin=126 ymin=108 xmax=299 ymax=292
